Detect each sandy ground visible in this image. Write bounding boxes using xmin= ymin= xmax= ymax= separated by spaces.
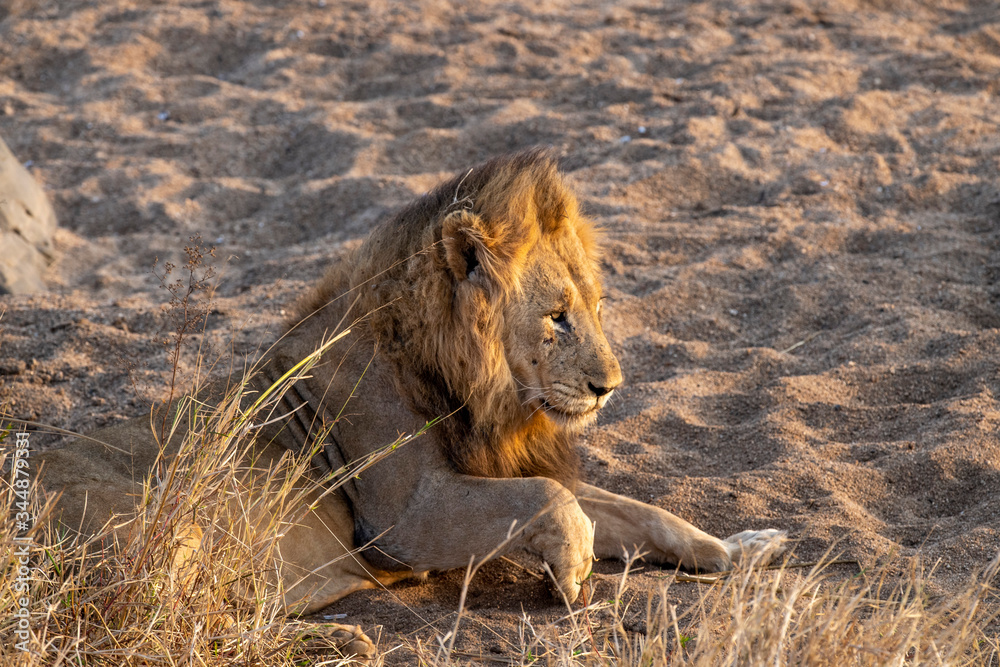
xmin=2 ymin=0 xmax=1000 ymax=659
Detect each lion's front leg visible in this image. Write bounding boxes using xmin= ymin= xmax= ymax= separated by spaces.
xmin=575 ymin=483 xmax=786 ymax=571
xmin=357 ymin=473 xmax=595 ymax=602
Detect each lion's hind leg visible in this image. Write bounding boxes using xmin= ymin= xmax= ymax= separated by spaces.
xmin=575 ymin=482 xmax=787 ymax=572
xmin=285 ymin=620 xmax=376 ymax=661
xmin=274 ymin=476 xmax=425 ymax=616
xmin=723 ymin=529 xmax=788 ymax=565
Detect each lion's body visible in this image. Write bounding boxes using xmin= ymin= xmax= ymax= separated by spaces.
xmin=39 ymin=150 xmax=784 ymax=653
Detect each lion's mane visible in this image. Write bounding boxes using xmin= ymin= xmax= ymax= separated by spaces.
xmin=293 ymin=149 xmax=601 ymax=487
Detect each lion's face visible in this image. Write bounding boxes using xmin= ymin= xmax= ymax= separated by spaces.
xmin=505 ymin=231 xmax=623 ymax=431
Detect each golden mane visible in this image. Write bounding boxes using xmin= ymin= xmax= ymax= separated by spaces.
xmin=292 ymin=149 xmax=601 ymax=486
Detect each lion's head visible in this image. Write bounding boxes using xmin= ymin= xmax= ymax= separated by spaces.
xmin=497 ymin=218 xmax=623 ymax=431
xmin=428 ymin=150 xmax=621 ymax=432
xmin=298 ymin=149 xmax=622 ymax=483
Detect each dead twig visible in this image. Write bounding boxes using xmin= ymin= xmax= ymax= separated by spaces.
xmin=666 ymin=558 xmax=861 ymax=584
xmin=780 ymin=330 xmax=822 ymax=354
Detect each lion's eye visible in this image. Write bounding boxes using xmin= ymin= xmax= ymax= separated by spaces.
xmin=551 ymin=311 xmax=567 ymax=324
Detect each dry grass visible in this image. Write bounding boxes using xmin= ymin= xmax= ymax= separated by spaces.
xmin=641 ymin=551 xmax=1000 ymax=666
xmin=0 ymin=335 xmax=388 ymax=666
xmin=405 ymin=547 xmax=1000 ymax=667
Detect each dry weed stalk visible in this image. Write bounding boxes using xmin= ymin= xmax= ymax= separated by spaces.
xmin=150 ymin=235 xmax=219 ymax=446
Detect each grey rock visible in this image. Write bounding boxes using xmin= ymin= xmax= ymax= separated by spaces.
xmin=0 ymin=136 xmax=57 ymax=295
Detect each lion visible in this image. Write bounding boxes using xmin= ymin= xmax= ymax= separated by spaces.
xmin=37 ymin=149 xmax=785 ymax=657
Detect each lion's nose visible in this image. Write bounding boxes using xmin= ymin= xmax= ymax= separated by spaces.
xmin=587 ymin=381 xmax=617 ymax=397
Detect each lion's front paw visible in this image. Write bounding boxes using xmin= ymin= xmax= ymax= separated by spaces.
xmin=552 ymin=546 xmax=594 ymax=604
xmin=724 ymin=529 xmax=787 ymax=566
xmin=290 ymin=622 xmax=376 ymax=661
xmin=540 ymin=525 xmax=595 ymax=604
xmin=526 ymin=491 xmax=595 ymax=603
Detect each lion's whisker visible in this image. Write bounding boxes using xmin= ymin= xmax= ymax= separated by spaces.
xmin=526 ymin=400 xmax=549 ymax=421
xmin=520 ymin=393 xmax=546 ymax=408
xmin=512 ymin=376 xmax=546 ymax=392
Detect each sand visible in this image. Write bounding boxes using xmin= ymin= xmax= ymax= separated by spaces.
xmin=2 ymin=0 xmax=999 ymax=659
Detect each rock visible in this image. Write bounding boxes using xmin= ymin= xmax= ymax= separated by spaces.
xmin=0 ymin=136 xmax=57 ymax=295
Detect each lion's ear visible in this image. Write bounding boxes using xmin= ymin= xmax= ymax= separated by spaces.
xmin=442 ymin=210 xmax=492 ymax=286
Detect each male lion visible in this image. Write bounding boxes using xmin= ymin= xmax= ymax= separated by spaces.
xmin=39 ymin=149 xmax=784 ymax=655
